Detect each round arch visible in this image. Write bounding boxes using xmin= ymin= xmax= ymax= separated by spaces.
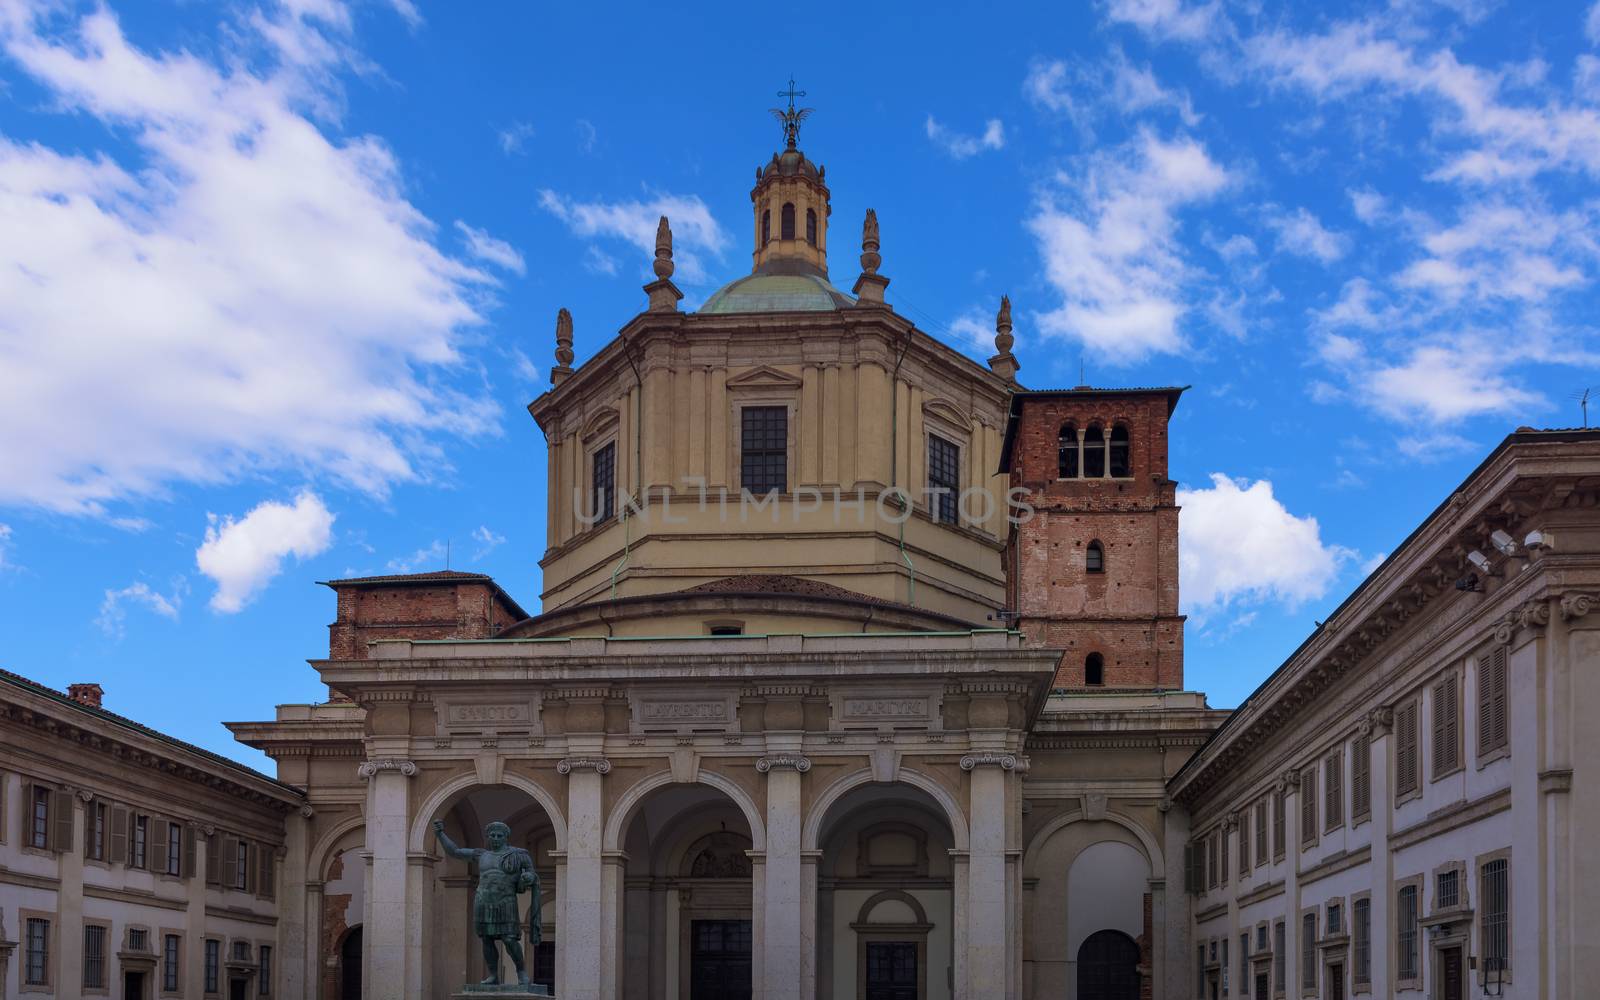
xmin=1020 ymin=807 xmax=1164 ymax=879
xmin=407 ymin=772 xmax=568 ymax=854
xmin=801 ymin=766 xmax=969 ymax=853
xmin=307 ymin=813 xmax=367 ymax=884
xmin=602 ymin=768 xmax=766 ymax=853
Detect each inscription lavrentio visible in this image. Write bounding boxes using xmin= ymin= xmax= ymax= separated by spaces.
xmin=641 ymin=701 xmax=728 ymax=722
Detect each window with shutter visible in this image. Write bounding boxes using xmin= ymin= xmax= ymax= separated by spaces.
xmin=1239 ymin=810 xmax=1250 ymax=873
xmin=1185 ymin=842 xmax=1197 ymax=894
xmin=1324 ymin=749 xmax=1343 ymax=831
xmin=207 ymin=833 xmax=221 ymax=885
xmin=258 ymin=845 xmax=275 ymax=899
xmin=1478 ymin=646 xmax=1509 ymax=758
xmin=1272 ymin=791 xmax=1285 ymax=858
xmin=1396 ymin=701 xmax=1420 ymax=798
xmin=221 ymin=835 xmax=239 ymax=889
xmin=109 ymin=806 xmax=128 ymax=864
xmin=183 ymin=823 xmax=196 ymax=879
xmin=1254 ymin=800 xmax=1267 ymax=866
xmin=1301 ymin=912 xmax=1317 ymax=989
xmin=1351 ymin=733 xmax=1371 ymax=822
xmin=150 ymin=818 xmax=169 ymax=873
xmin=1208 ymin=834 xmax=1219 ymax=888
xmin=1433 ymin=674 xmax=1461 ymax=777
xmin=50 ymin=789 xmax=73 ymax=853
xmin=1300 ymin=767 xmax=1318 ymax=846
xmin=1220 ymin=827 xmax=1230 ymax=884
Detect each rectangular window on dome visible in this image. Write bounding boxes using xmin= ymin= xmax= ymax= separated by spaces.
xmin=740 ymin=406 xmax=788 ymax=495
xmin=928 ymin=434 xmax=960 ymax=525
xmin=590 ymin=442 xmax=615 ymax=525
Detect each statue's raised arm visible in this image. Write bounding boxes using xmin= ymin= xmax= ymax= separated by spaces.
xmin=431 ymin=819 xmax=477 ymax=861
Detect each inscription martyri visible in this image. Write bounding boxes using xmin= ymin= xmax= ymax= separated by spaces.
xmin=842 ymin=697 xmax=929 ymax=718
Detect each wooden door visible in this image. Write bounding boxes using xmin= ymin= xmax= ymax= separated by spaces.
xmin=1441 ymin=946 xmax=1464 ymax=1000
xmin=864 ymin=941 xmax=918 ymax=1000
xmin=689 ymin=920 xmax=752 ymax=1000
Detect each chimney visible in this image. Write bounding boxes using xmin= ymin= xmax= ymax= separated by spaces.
xmin=68 ymin=683 xmax=104 ymax=709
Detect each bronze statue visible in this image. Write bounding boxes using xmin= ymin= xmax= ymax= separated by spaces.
xmin=433 ymin=819 xmax=542 ymax=987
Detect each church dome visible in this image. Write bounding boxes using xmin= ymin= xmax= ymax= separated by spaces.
xmin=699 ymin=266 xmax=854 ymax=314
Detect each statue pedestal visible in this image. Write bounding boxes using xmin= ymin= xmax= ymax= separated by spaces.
xmin=450 ymin=985 xmax=553 ymax=998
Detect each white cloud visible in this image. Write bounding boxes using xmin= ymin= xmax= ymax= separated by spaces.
xmin=924 ymin=115 xmax=1005 ymax=159
xmin=1587 ymin=2 xmax=1600 ymax=46
xmin=0 ymin=2 xmax=498 ymax=517
xmin=387 ymin=538 xmax=446 ymax=573
xmin=575 ymin=118 xmax=597 ymax=153
xmin=1024 ymin=60 xmax=1081 ymax=119
xmin=498 ymin=121 xmax=534 ymax=155
xmin=946 ymin=309 xmax=999 ymax=356
xmin=1314 ymin=278 xmax=1396 ymax=331
xmin=1348 ymin=187 xmax=1387 ymax=223
xmin=1024 ymin=52 xmax=1198 ymax=131
xmin=1368 ymin=344 xmax=1544 ymax=422
xmin=1399 ymin=202 xmax=1585 ymax=303
xmin=1268 ymin=207 xmax=1348 ymax=263
xmin=454 ymin=221 xmax=525 ymax=275
xmin=1105 ymin=0 xmax=1220 ymax=42
xmin=195 ymin=491 xmax=335 ymax=612
xmin=1028 ymin=130 xmax=1229 ymax=361
xmin=1107 ymin=51 xmax=1201 ymax=125
xmin=95 ymin=579 xmax=183 ymax=638
xmin=0 ymin=522 xmax=11 ymax=571
xmin=538 ymin=189 xmax=728 ymax=285
xmin=471 ymin=524 xmax=505 ymax=561
xmin=1178 ymin=473 xmax=1353 ymax=614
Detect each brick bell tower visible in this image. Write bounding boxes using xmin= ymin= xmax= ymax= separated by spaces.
xmin=999 ymin=384 xmax=1186 ymax=689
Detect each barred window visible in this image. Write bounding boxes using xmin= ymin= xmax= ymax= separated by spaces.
xmin=1239 ymin=933 xmax=1249 ymax=995
xmin=1301 ymin=912 xmax=1316 ymax=989
xmin=1328 ymin=903 xmax=1342 ymax=934
xmin=928 ymin=434 xmax=960 ymax=524
xmin=164 ymin=935 xmax=181 ymax=991
xmin=1273 ymin=921 xmax=1285 ymax=992
xmin=1398 ymin=884 xmax=1420 ymax=979
xmin=1257 ymin=925 xmax=1268 ymax=952
xmin=129 ymin=928 xmax=148 ymax=952
xmin=1433 ymin=673 xmax=1461 ymax=777
xmin=205 ymin=938 xmax=221 ymax=994
xmin=1438 ymin=868 xmax=1460 ymax=909
xmin=259 ymin=944 xmax=273 ymax=996
xmin=25 ymin=918 xmax=48 ymax=985
xmin=1478 ymin=646 xmax=1509 ymax=757
xmin=84 ymin=924 xmax=107 ymax=989
xmin=1482 ymin=858 xmax=1509 ymax=975
xmin=1353 ymin=898 xmax=1371 ymax=984
xmin=590 ymin=442 xmax=615 ymax=525
xmin=1351 ymin=732 xmax=1371 ymax=821
xmin=740 ymin=406 xmax=787 ymax=495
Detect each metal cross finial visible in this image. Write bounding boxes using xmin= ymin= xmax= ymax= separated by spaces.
xmin=777 ymin=76 xmax=807 ymax=112
xmin=769 ymin=76 xmax=814 ymax=149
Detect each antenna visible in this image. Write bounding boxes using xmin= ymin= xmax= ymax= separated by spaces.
xmin=445 ymin=539 xmax=451 ymax=571
xmin=1571 ymin=387 xmax=1599 ymax=428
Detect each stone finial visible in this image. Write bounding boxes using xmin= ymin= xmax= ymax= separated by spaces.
xmin=852 ymin=208 xmax=890 ymax=307
xmin=551 ymin=308 xmax=575 ymax=387
xmin=644 ymin=216 xmax=683 ymax=313
xmin=653 ymin=216 xmax=674 ymax=280
xmin=989 ymin=294 xmax=1020 ymax=384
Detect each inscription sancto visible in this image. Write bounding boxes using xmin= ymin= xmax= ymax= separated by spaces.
xmin=448 ymin=704 xmax=532 ymax=726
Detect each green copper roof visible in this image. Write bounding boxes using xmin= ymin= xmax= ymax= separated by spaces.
xmin=699 ymin=272 xmax=855 ymax=314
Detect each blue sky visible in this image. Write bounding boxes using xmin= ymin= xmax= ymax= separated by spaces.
xmin=2 ymin=0 xmax=1597 ymax=768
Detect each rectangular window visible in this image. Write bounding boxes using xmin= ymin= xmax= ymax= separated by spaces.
xmin=1397 ymin=884 xmax=1419 ymax=980
xmin=167 ymin=822 xmax=182 ymax=876
xmin=1239 ymin=809 xmax=1250 ymax=873
xmin=1300 ymin=767 xmax=1318 ymax=845
xmin=1273 ymin=921 xmax=1285 ymax=992
xmin=1301 ymin=912 xmax=1316 ymax=989
xmin=1257 ymin=925 xmax=1268 ymax=952
xmin=84 ymin=924 xmax=106 ymax=989
xmin=25 ymin=917 xmax=48 ymax=985
xmin=1396 ymin=701 xmax=1421 ymax=798
xmin=1351 ymin=732 xmax=1371 ymax=822
xmin=1254 ymin=799 xmax=1268 ymax=865
xmin=30 ymin=786 xmax=49 ymax=849
xmin=1240 ymin=933 xmax=1249 ymax=996
xmin=1223 ymin=936 xmax=1230 ymax=995
xmin=1438 ymin=868 xmax=1459 ymax=908
xmin=235 ymin=840 xmax=250 ymax=890
xmin=164 ymin=934 xmax=181 ymax=991
xmin=205 ymin=938 xmax=221 ymax=994
xmin=1353 ymin=898 xmax=1370 ymax=984
xmin=1433 ymin=673 xmax=1461 ymax=777
xmin=1198 ymin=945 xmax=1206 ymax=997
xmin=740 ymin=405 xmax=787 ymax=495
xmin=259 ymin=944 xmax=272 ymax=997
xmin=133 ymin=814 xmax=148 ymax=868
xmin=1482 ymin=858 xmax=1509 ymax=975
xmin=927 ymin=434 xmax=960 ymax=524
xmin=129 ymin=929 xmax=148 ymax=953
xmin=1273 ymin=790 xmax=1286 ymax=858
xmin=590 ymin=442 xmax=615 ymax=525
xmin=1327 ymin=903 xmax=1342 ymax=935
xmin=90 ymin=801 xmax=106 ymax=860
xmin=1478 ymin=646 xmax=1509 ymax=758
xmin=1324 ymin=749 xmax=1343 ymax=831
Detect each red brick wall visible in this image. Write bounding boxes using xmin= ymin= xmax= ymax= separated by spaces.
xmin=1008 ymin=393 xmax=1185 ymax=689
xmin=327 ymin=580 xmax=523 ymax=659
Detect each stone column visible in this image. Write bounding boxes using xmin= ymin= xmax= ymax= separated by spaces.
xmin=303 ymin=880 xmax=325 ymax=1000
xmin=1363 ymin=709 xmax=1393 ymax=994
xmin=961 ymin=751 xmax=1016 ymax=1000
xmin=756 ymin=750 xmax=809 ymax=1000
xmin=360 ymin=757 xmax=417 ymax=1000
xmin=559 ymin=752 xmax=610 ymax=1000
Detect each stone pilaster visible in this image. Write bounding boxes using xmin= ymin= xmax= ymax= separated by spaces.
xmin=559 ymin=749 xmax=608 ymax=1000
xmin=758 ymin=746 xmax=809 ymax=999
xmin=962 ymin=750 xmax=1017 ymax=999
xmin=59 ymin=790 xmax=87 ymax=998
xmin=360 ymin=756 xmax=416 ymax=999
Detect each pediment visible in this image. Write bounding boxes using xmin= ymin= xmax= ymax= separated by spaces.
xmin=580 ymin=406 xmax=620 ymax=441
xmin=725 ymin=365 xmax=803 ymax=390
xmin=923 ymin=397 xmax=971 ymax=430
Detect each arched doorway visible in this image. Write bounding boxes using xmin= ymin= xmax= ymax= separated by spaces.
xmin=1076 ymin=929 xmax=1139 ymax=1000
xmin=615 ymin=781 xmax=758 ymax=1000
xmin=338 ymin=926 xmax=362 ymax=1000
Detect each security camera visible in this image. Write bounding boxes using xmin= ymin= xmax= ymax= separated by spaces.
xmin=1466 ymin=550 xmax=1493 ymax=573
xmin=1524 ymin=529 xmax=1552 ymax=551
xmin=1489 ymin=529 xmax=1518 ymax=556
